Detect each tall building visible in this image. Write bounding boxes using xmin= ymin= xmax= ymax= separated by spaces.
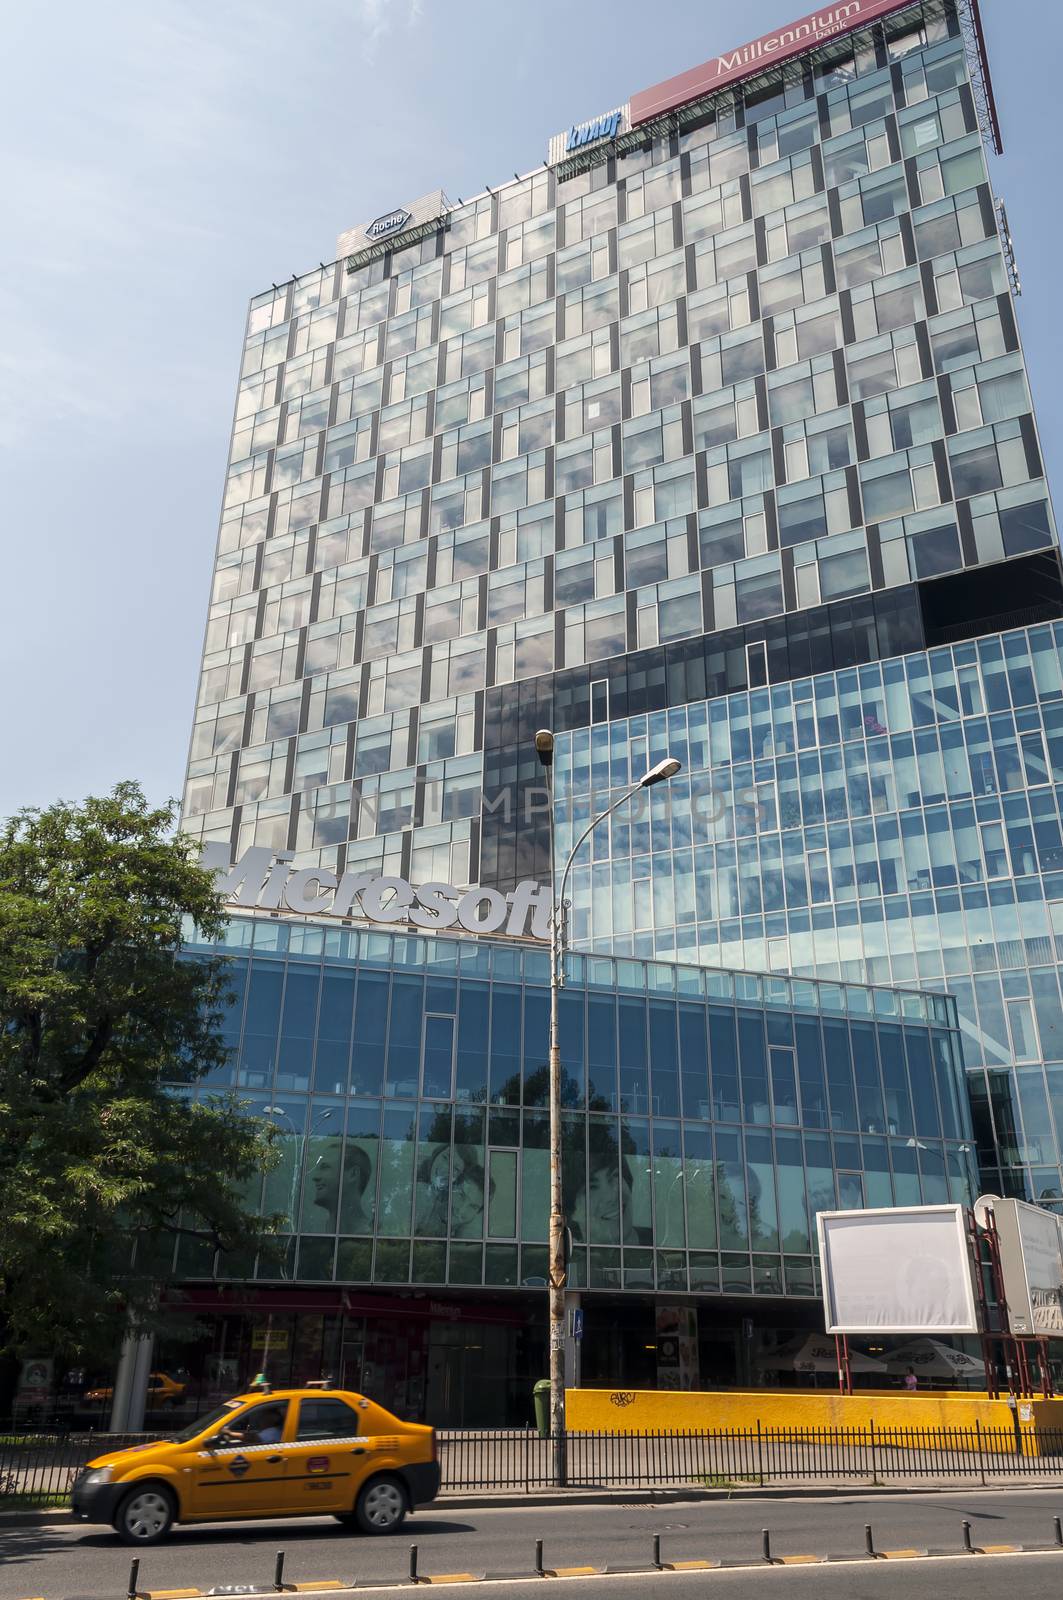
xmin=173 ymin=0 xmax=1061 ymax=1418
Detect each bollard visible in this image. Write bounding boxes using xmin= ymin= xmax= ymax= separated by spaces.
xmin=652 ymin=1534 xmax=662 ymax=1570
xmin=535 ymin=1538 xmax=545 ymax=1577
xmin=127 ymin=1559 xmax=140 ymax=1600
xmin=865 ymin=1524 xmax=876 ymax=1558
xmin=762 ymin=1528 xmax=772 ymax=1564
xmin=409 ymin=1544 xmax=419 ymax=1584
xmin=962 ymin=1520 xmax=974 ymax=1553
xmin=1055 ymin=1516 xmax=1063 ymax=1547
xmin=274 ymin=1551 xmax=286 ymax=1593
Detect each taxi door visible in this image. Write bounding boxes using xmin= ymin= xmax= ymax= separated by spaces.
xmin=285 ymin=1396 xmax=371 ymax=1514
xmin=185 ymin=1399 xmax=296 ymax=1519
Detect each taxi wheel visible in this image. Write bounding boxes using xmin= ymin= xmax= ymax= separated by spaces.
xmin=354 ymin=1474 xmax=407 ymax=1535
xmin=114 ymin=1484 xmax=176 ymax=1545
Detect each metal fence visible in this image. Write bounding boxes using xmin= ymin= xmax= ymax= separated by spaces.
xmin=3 ymin=1423 xmax=1063 ymax=1508
xmin=0 ymin=1432 xmax=152 ymax=1507
xmin=436 ymin=1423 xmax=1063 ymax=1491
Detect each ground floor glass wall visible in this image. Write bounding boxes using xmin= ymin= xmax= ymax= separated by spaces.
xmin=174 ymin=924 xmax=975 ymax=1305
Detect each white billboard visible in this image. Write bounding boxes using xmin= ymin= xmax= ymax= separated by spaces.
xmin=818 ymin=1205 xmax=980 ymax=1335
xmin=989 ymin=1196 xmax=1063 ymax=1337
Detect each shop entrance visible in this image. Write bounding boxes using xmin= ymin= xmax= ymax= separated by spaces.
xmin=426 ymin=1320 xmax=539 ymax=1426
xmin=426 ymin=1340 xmax=463 ymax=1426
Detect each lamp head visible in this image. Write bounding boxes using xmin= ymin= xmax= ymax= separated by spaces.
xmin=534 ymin=728 xmax=555 ymax=768
xmin=640 ymin=756 xmax=682 ymax=787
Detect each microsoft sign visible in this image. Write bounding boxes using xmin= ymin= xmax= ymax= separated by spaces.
xmin=200 ymin=844 xmax=551 ymax=940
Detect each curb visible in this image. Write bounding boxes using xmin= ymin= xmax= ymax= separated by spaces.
xmin=437 ymin=1480 xmax=1063 ymax=1508
xmin=6 ymin=1478 xmax=1063 ymax=1530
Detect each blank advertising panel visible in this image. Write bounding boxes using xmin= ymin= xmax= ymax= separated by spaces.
xmin=991 ymin=1197 xmax=1063 ymax=1337
xmin=818 ymin=1205 xmax=980 ymax=1335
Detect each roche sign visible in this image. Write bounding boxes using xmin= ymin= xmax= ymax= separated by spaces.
xmin=200 ymin=844 xmax=550 ymax=940
xmin=366 ymin=207 xmax=412 ymax=239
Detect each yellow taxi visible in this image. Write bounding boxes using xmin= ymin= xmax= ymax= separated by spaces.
xmin=70 ymin=1387 xmax=439 ymax=1545
xmin=85 ymin=1371 xmax=187 ymax=1407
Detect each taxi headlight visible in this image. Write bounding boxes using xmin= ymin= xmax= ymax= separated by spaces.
xmin=81 ymin=1467 xmax=114 ymax=1487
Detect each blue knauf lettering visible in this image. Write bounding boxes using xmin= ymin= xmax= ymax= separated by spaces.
xmin=565 ymin=109 xmax=621 ymax=153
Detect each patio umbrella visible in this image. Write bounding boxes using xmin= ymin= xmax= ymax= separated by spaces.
xmin=756 ymin=1335 xmax=888 ymax=1374
xmin=883 ymin=1338 xmax=985 ymax=1381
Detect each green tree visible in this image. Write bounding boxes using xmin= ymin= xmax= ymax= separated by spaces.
xmin=0 ymin=782 xmax=275 ymax=1367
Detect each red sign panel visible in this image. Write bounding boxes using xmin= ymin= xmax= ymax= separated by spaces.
xmin=630 ymin=0 xmax=914 ymax=126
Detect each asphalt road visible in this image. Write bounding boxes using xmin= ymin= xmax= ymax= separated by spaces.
xmin=336 ymin=1554 xmax=1063 ymax=1598
xmin=4 ymin=1491 xmax=1063 ymax=1598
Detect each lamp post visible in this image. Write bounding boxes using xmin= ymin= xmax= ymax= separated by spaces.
xmin=264 ymin=1104 xmax=337 ymax=1242
xmin=534 ymin=730 xmax=681 ymax=1485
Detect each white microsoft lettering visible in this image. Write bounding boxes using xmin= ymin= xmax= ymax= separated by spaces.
xmin=200 ymin=844 xmax=551 ymax=940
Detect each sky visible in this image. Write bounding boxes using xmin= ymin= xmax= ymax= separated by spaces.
xmin=2 ymin=0 xmax=1061 ymax=821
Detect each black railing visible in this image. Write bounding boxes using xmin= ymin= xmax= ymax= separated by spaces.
xmin=3 ymin=1423 xmax=1063 ymax=1507
xmin=0 ymin=1432 xmax=153 ymax=1507
xmin=436 ymin=1422 xmax=1063 ymax=1492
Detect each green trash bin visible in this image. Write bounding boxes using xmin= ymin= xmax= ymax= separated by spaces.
xmin=533 ymin=1378 xmax=552 ymax=1438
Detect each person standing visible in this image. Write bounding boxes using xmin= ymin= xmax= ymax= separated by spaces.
xmin=904 ymin=1366 xmax=918 ymax=1392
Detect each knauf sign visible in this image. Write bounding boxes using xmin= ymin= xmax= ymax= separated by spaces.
xmin=548 ymin=105 xmax=629 ymax=166
xmin=567 ymin=109 xmax=623 ymax=152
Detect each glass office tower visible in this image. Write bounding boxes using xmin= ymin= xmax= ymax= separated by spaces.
xmin=180 ymin=0 xmax=1061 ymax=1361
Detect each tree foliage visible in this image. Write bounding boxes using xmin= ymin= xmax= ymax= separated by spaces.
xmin=0 ymin=782 xmax=274 ymax=1361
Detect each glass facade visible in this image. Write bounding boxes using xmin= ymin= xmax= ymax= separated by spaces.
xmin=183 ymin=3 xmax=1053 ymax=902
xmin=557 ymin=623 xmax=1063 ymax=1201
xmin=178 ymin=0 xmax=1062 ymax=1293
xmin=175 ymin=915 xmax=973 ymax=1302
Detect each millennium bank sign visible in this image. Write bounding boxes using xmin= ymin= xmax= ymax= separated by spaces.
xmin=201 ymin=843 xmax=551 ymax=940
xmin=629 ymin=0 xmax=913 ymax=123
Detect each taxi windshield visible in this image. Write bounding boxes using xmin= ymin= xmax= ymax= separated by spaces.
xmin=166 ymin=1400 xmax=244 ymax=1444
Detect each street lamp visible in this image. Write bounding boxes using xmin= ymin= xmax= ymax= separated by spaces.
xmin=264 ymin=1104 xmax=337 ymax=1232
xmin=534 ymin=730 xmax=681 ymax=1484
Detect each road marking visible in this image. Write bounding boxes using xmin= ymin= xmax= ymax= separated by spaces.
xmin=188 ymin=1548 xmax=1063 ymax=1591
xmin=14 ymin=1542 xmax=1063 ymax=1600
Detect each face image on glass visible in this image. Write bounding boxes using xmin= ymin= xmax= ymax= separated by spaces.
xmin=415 ymin=1144 xmax=450 ymax=1237
xmin=572 ymin=1150 xmax=651 ymax=1246
xmin=301 ymin=1135 xmax=374 ymax=1234
xmin=450 ymin=1145 xmax=491 ymax=1238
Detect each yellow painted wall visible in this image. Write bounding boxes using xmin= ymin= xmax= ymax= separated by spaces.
xmin=567 ymin=1386 xmax=1063 ymax=1446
